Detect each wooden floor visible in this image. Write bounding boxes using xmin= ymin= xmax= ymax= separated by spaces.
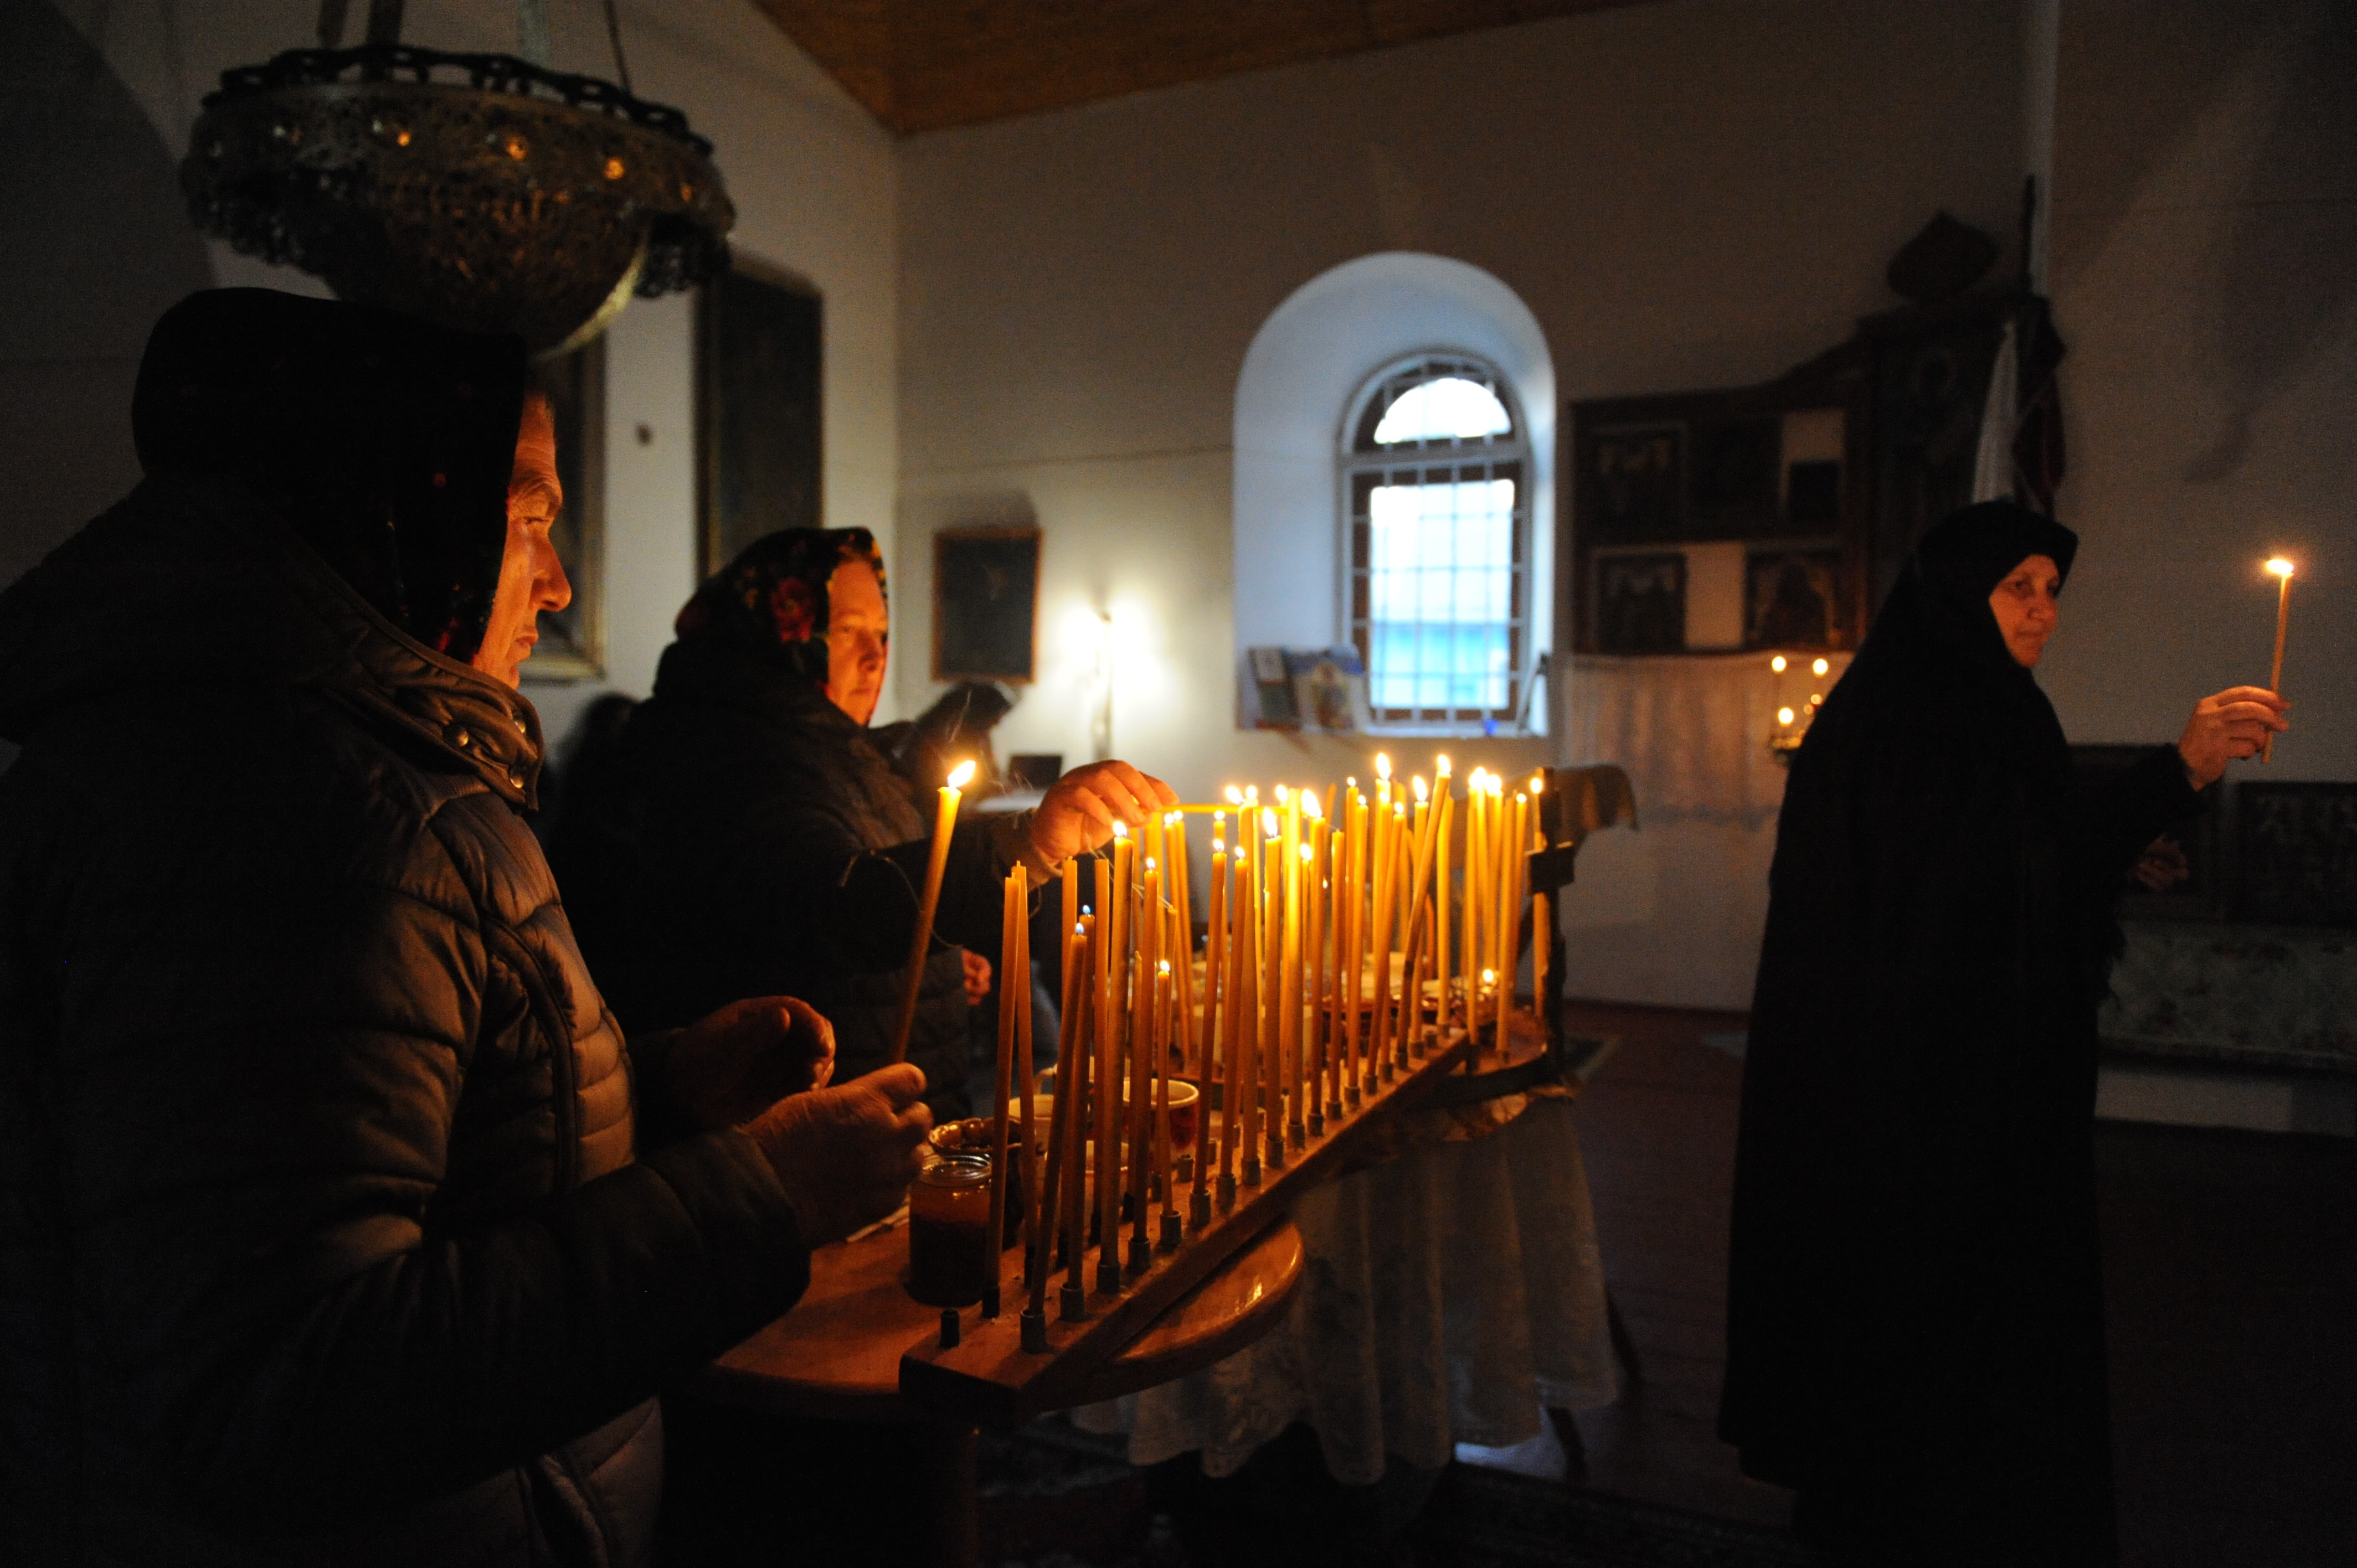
xmin=1457 ymin=1001 xmax=2357 ymax=1566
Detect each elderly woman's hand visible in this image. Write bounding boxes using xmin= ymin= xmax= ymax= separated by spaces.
xmin=1023 ymin=760 xmax=1179 ymax=875
xmin=2177 ymin=685 xmax=2289 ymax=788
xmin=743 ymin=1064 xmax=932 ymax=1246
xmin=666 ymin=996 xmax=837 ymax=1131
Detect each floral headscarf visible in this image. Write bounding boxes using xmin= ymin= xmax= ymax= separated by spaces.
xmin=673 ymin=528 xmax=888 ymax=688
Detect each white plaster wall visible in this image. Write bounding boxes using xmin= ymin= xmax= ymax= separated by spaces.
xmin=35 ymin=0 xmax=900 ymax=744
xmin=2042 ymin=0 xmax=2356 ymax=782
xmin=898 ymin=0 xmax=2029 ymax=997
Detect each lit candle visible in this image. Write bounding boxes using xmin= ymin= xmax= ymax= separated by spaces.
xmin=1463 ymin=771 xmax=1485 ymax=1035
xmin=1235 ymin=849 xmax=1254 ymax=1193
xmin=1167 ymin=813 xmax=1195 ymax=1074
xmin=1012 ymin=873 xmax=1040 ymax=1313
xmin=1261 ymin=809 xmax=1284 ymax=1167
xmin=1342 ymin=788 xmax=1365 ymax=1101
xmin=889 ymin=759 xmax=975 ymax=1065
xmin=984 ymin=866 xmax=1021 ymax=1317
xmin=1094 ymin=858 xmax=1120 ymax=1293
xmin=1057 ymin=922 xmax=1089 ymax=1319
xmin=1237 ymin=842 xmax=1263 ymax=1185
xmin=1204 ymin=835 xmax=1227 ymax=1101
xmin=1129 ymin=857 xmax=1157 ymax=1271
xmin=2264 ymin=556 xmax=2294 ymax=763
xmin=1434 ymin=762 xmax=1455 ymax=1033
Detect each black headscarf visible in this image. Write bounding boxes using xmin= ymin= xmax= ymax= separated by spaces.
xmin=1801 ymin=499 xmax=2080 ymax=798
xmin=672 ymin=528 xmax=888 ymax=689
xmin=131 ymin=288 xmax=527 ymax=662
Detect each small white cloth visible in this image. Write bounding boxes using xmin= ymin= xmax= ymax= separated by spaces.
xmin=1073 ymin=1098 xmax=1618 ymax=1484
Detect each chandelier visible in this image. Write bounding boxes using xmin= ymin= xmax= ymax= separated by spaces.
xmin=181 ymin=3 xmax=733 ymax=355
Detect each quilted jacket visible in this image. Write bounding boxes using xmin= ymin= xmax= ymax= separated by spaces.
xmin=0 ymin=455 xmax=810 ymax=1557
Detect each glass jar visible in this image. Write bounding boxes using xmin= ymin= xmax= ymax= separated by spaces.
xmin=907 ymin=1151 xmax=992 ymax=1307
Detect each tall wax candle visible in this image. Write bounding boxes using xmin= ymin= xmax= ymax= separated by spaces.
xmin=1237 ymin=845 xmax=1262 ymax=1183
xmin=1235 ymin=849 xmax=1254 ymax=1193
xmin=1434 ymin=766 xmax=1455 ymax=1031
xmin=1012 ymin=880 xmax=1038 ymax=1302
xmin=984 ymin=868 xmax=1020 ymax=1316
xmin=1261 ymin=813 xmax=1284 ymax=1164
xmin=1205 ymin=838 xmax=1228 ymax=1101
xmin=2265 ymin=557 xmax=2294 ymax=763
xmin=1094 ymin=856 xmax=1120 ymax=1291
xmin=889 ymin=760 xmax=975 ymax=1063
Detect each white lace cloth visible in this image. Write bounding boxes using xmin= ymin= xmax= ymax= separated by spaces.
xmin=1071 ymin=1098 xmax=1618 ymax=1484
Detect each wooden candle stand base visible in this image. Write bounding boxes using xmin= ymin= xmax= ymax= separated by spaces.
xmin=899 ymin=1024 xmax=1476 ymax=1427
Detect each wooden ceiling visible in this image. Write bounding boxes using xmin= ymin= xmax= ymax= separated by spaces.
xmin=753 ymin=1 xmax=1650 ymax=136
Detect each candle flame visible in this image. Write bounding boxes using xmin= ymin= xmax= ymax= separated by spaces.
xmin=1244 ymin=785 xmax=1259 ymax=804
xmin=1482 ymin=968 xmax=1496 ymax=985
xmin=1213 ymin=839 xmax=1225 ymax=853
xmin=1812 ymin=656 xmax=1830 ymax=677
xmin=1145 ymin=857 xmax=1156 ymax=872
xmin=1274 ymin=782 xmax=1290 ymax=804
xmin=1771 ymin=654 xmax=1788 ymax=673
xmin=1809 ymin=693 xmax=1822 ymax=706
xmin=2267 ymin=557 xmax=2295 ymax=579
xmin=1159 ymin=959 xmax=1171 ymax=976
xmin=1304 ymin=793 xmax=1324 ymax=821
xmin=1111 ymin=819 xmax=1128 ymax=840
xmin=1224 ymin=784 xmax=1245 ymax=805
xmin=1530 ymin=772 xmax=1545 ymax=795
xmin=945 ymin=760 xmax=976 ymax=790
xmin=1413 ymin=775 xmax=1429 ymax=803
xmin=1346 ymin=775 xmax=1358 ymax=789
xmin=1263 ymin=807 xmax=1279 ymax=839
xmin=1300 ymin=842 xmax=1314 ymax=863
xmin=1436 ymin=753 xmax=1452 ymax=776
xmin=1375 ymin=752 xmax=1392 ymax=780
xmin=1777 ymin=706 xmax=1796 ymax=726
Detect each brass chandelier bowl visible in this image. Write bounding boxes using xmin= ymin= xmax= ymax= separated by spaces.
xmin=183 ymin=44 xmax=734 ymax=355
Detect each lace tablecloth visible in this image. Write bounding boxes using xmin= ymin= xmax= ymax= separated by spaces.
xmin=1072 ymin=1097 xmax=1617 ymax=1484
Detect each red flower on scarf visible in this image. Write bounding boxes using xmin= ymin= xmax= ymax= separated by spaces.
xmin=770 ymin=576 xmax=819 ymax=644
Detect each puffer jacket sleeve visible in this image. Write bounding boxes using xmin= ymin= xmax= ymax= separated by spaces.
xmin=753 ymin=759 xmax=1038 ymax=976
xmin=49 ymin=768 xmax=809 ymax=1531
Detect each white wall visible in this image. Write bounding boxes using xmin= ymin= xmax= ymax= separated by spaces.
xmin=898 ymin=0 xmax=2029 ymax=996
xmin=2041 ymin=0 xmax=2356 ymax=782
xmin=18 ymin=0 xmax=900 ymax=747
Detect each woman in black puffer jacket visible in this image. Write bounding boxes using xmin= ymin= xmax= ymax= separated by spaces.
xmin=0 ymin=291 xmax=927 ymax=1567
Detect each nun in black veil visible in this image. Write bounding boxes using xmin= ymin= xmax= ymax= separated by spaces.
xmin=1718 ymin=502 xmax=2287 ymax=1565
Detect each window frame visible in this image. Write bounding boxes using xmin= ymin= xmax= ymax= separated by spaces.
xmin=1339 ymin=353 xmax=1532 ymax=734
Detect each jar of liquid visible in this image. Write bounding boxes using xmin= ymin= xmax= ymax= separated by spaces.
xmin=907 ymin=1151 xmax=992 ymax=1307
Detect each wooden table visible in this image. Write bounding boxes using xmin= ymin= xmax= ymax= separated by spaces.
xmin=686 ymin=1218 xmax=1305 ymax=1564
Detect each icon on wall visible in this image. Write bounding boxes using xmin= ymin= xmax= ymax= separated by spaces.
xmin=1744 ymin=548 xmax=1848 ymax=651
xmin=933 ymin=528 xmax=1041 ymax=683
xmin=1594 ymin=552 xmax=1687 ymax=654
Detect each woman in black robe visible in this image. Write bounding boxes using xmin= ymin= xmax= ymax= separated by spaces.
xmin=1719 ymin=501 xmax=2287 ymax=1564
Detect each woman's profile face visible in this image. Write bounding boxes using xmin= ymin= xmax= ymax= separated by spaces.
xmin=824 ymin=557 xmax=888 ymax=725
xmin=1989 ymin=553 xmax=2062 ymax=667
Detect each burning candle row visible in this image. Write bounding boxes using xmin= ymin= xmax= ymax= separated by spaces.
xmin=975 ymin=758 xmax=1551 ymax=1338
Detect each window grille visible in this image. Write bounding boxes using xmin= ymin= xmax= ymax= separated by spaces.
xmin=1343 ymin=355 xmax=1528 ymax=729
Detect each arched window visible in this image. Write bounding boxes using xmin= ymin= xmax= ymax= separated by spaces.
xmin=1343 ymin=354 xmax=1529 ymax=729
